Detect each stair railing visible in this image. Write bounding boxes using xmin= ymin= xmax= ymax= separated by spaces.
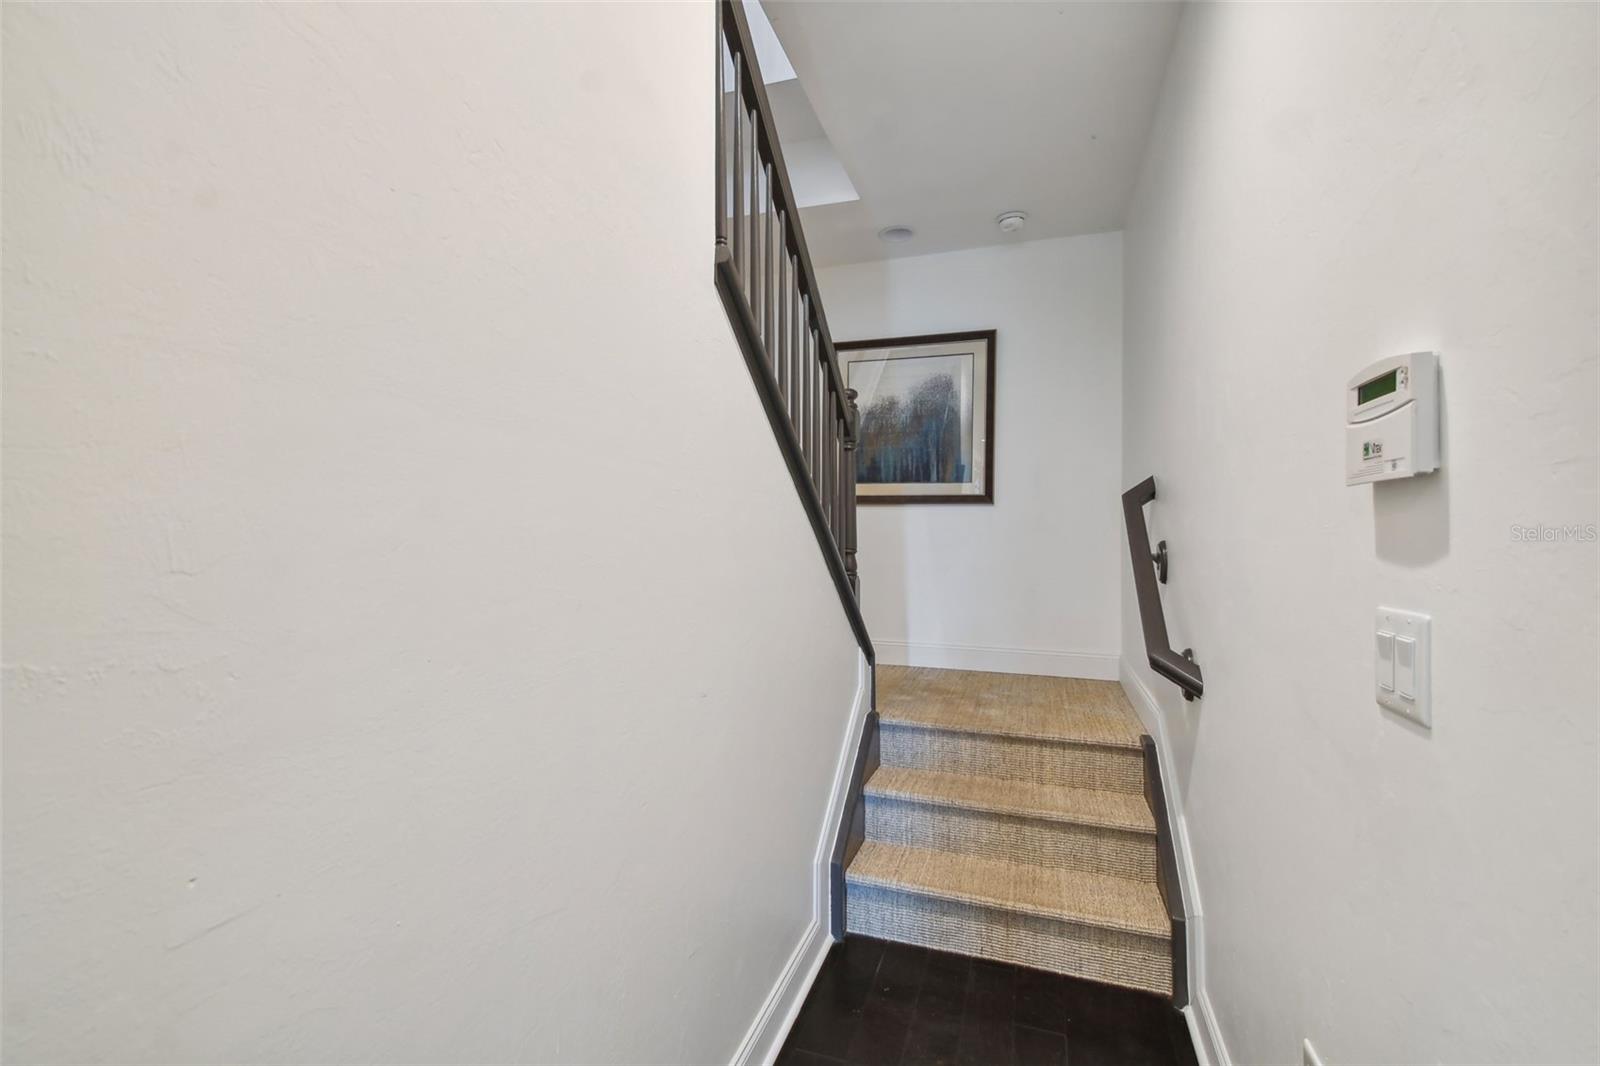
xmin=1123 ymin=476 xmax=1203 ymax=700
xmin=715 ymin=0 xmax=872 ymax=664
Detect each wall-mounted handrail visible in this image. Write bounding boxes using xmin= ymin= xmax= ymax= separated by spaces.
xmin=715 ymin=0 xmax=872 ymax=664
xmin=1123 ymin=476 xmax=1202 ymax=700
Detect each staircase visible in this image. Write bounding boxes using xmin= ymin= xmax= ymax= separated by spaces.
xmin=714 ymin=2 xmax=1176 ymax=1001
xmin=845 ymin=666 xmax=1174 ymax=997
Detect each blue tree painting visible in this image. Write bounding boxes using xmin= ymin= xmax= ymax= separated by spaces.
xmin=851 ymin=353 xmax=974 ymax=484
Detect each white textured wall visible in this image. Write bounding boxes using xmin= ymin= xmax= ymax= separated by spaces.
xmin=818 ymin=234 xmax=1123 ymax=678
xmin=2 ymin=4 xmax=861 ymax=1063
xmin=1122 ymin=3 xmax=1598 ymax=1063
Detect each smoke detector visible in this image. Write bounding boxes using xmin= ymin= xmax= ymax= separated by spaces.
xmin=878 ymin=225 xmax=915 ymax=243
xmin=996 ymin=211 xmax=1028 ymax=233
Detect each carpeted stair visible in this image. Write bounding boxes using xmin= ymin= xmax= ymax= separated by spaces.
xmin=845 ymin=666 xmax=1173 ymax=997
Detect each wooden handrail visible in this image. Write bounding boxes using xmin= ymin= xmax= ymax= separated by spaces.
xmin=1123 ymin=476 xmax=1202 ymax=700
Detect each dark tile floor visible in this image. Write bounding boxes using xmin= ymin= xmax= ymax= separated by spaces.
xmin=777 ymin=936 xmax=1198 ymax=1066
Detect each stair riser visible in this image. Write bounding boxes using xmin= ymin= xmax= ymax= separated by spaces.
xmin=846 ymin=882 xmax=1172 ymax=997
xmin=880 ymin=723 xmax=1145 ymax=794
xmin=866 ymin=796 xmax=1158 ymax=881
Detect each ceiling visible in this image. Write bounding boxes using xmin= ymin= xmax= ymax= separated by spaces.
xmin=763 ymin=1 xmax=1183 ymax=267
xmin=739 ymin=1 xmax=861 ymax=209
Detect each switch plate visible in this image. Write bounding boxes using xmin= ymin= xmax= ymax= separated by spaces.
xmin=1376 ymin=607 xmax=1431 ymax=727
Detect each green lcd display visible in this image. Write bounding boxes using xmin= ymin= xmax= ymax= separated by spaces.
xmin=1358 ymin=369 xmax=1399 ymax=405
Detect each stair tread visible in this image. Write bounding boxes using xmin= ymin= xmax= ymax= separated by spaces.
xmin=865 ymin=766 xmax=1157 ymax=834
xmin=877 ymin=666 xmax=1144 ymax=749
xmin=847 ymin=841 xmax=1170 ymax=939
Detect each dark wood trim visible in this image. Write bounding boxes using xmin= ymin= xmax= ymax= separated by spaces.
xmin=836 ymin=329 xmax=997 ymax=350
xmin=836 ymin=329 xmax=997 ymax=506
xmin=857 ymin=494 xmax=992 ymax=506
xmin=829 ymin=706 xmax=880 ymax=940
xmin=716 ymin=249 xmax=874 ymax=665
xmin=1141 ymin=735 xmax=1189 ymax=1009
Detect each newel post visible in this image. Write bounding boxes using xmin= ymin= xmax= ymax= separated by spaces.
xmin=843 ymin=387 xmax=860 ymax=598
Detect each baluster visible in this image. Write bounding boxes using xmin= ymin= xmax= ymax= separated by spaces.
xmin=752 ymin=157 xmax=765 ymax=337
xmin=800 ymin=327 xmax=811 ymax=472
xmin=816 ymin=347 xmax=824 ymax=486
xmin=715 ymin=26 xmax=725 ymax=246
xmin=825 ymin=411 xmax=836 ymax=540
xmin=764 ymin=169 xmax=775 ymax=352
xmin=806 ymin=340 xmax=819 ymax=476
xmin=752 ymin=117 xmax=762 ymax=301
xmin=819 ymin=350 xmax=827 ymax=493
xmin=796 ymin=291 xmax=806 ymax=428
xmin=745 ymin=109 xmax=757 ymax=297
xmin=838 ymin=412 xmax=851 ymax=544
xmin=789 ymin=267 xmax=799 ymax=408
xmin=819 ymin=385 xmax=829 ymax=524
xmin=838 ymin=416 xmax=851 ymax=547
xmin=759 ymin=177 xmax=767 ymax=348
xmin=827 ymin=421 xmax=836 ymax=543
xmin=794 ymin=292 xmax=803 ymax=430
xmin=817 ymin=380 xmax=828 ymax=522
xmin=795 ymin=295 xmax=807 ymax=435
xmin=777 ymin=235 xmax=788 ymax=401
xmin=807 ymin=330 xmax=817 ymax=474
xmin=730 ymin=61 xmax=743 ymax=283
xmin=843 ymin=388 xmax=860 ymax=595
xmin=839 ymin=413 xmax=847 ymax=542
xmin=798 ymin=297 xmax=806 ymax=434
xmin=798 ymin=324 xmax=806 ymax=465
xmin=822 ymin=385 xmax=834 ymax=531
xmin=756 ymin=165 xmax=766 ymax=346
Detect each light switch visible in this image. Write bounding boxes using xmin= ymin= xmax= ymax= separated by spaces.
xmin=1376 ymin=630 xmax=1396 ymax=691
xmin=1395 ymin=635 xmax=1417 ymax=699
xmin=1376 ymin=607 xmax=1431 ymax=728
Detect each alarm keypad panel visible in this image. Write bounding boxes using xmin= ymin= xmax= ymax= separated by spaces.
xmin=1345 ymin=351 xmax=1440 ymax=486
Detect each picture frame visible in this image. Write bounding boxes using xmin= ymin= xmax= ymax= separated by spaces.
xmin=836 ymin=329 xmax=996 ymax=505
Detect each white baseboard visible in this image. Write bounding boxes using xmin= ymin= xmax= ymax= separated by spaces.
xmin=877 ymin=640 xmax=1119 ymax=680
xmin=731 ymin=652 xmax=873 ymax=1066
xmin=729 ymin=918 xmax=831 ymax=1066
xmin=1193 ymin=988 xmax=1232 ymax=1066
xmin=1120 ymin=664 xmax=1230 ymax=1066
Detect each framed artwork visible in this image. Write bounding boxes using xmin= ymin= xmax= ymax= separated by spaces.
xmin=837 ymin=330 xmax=996 ymax=505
